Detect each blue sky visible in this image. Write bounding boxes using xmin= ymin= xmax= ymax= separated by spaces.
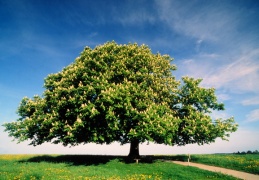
xmin=1 ymin=0 xmax=259 ymax=155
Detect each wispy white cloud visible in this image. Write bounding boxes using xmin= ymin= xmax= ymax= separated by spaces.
xmin=109 ymin=1 xmax=157 ymax=26
xmin=177 ymin=48 xmax=259 ymax=95
xmin=199 ymin=53 xmax=219 ymax=59
xmin=113 ymin=9 xmax=156 ymax=26
xmin=155 ymin=0 xmax=240 ymax=43
xmin=242 ymin=97 xmax=259 ymax=106
xmin=216 ymin=93 xmax=231 ymax=102
xmin=210 ymin=109 xmax=233 ymax=121
xmin=202 ymin=49 xmax=259 ymax=93
xmin=176 ymin=57 xmax=215 ymax=81
xmin=154 ymin=0 xmax=259 ymax=124
xmin=246 ymin=109 xmax=259 ymax=122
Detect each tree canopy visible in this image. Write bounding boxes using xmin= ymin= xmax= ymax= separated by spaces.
xmin=3 ymin=42 xmax=238 ymax=157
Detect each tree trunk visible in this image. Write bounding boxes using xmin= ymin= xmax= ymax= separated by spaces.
xmin=128 ymin=139 xmax=140 ymax=159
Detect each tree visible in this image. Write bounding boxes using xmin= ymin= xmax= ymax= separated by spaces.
xmin=247 ymin=150 xmax=252 ymax=154
xmin=3 ymin=42 xmax=238 ymax=158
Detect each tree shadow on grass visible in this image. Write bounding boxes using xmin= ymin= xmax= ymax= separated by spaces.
xmin=18 ymin=154 xmax=189 ymax=166
xmin=19 ymin=155 xmax=123 ymax=166
xmin=146 ymin=155 xmax=189 ymax=162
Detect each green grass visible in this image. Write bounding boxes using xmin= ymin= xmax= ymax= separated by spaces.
xmin=191 ymin=154 xmax=259 ymax=175
xmin=166 ymin=154 xmax=259 ymax=175
xmin=0 ymin=154 xmax=239 ymax=180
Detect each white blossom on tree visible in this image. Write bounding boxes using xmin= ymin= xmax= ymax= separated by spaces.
xmin=3 ymin=42 xmax=238 ymax=158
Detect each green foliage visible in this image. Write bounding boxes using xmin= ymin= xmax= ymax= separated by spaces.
xmin=0 ymin=155 xmax=239 ymax=180
xmin=172 ymin=77 xmax=237 ymax=145
xmin=3 ymin=41 xmax=238 ymax=150
xmin=234 ymin=150 xmax=259 ymax=154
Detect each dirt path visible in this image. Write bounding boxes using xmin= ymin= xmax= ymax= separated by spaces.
xmin=172 ymin=161 xmax=259 ymax=180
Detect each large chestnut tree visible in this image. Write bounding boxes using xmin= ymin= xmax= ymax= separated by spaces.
xmin=3 ymin=42 xmax=238 ymax=158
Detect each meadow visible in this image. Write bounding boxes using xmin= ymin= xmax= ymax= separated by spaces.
xmin=0 ymin=154 xmax=240 ymax=180
xmin=189 ymin=154 xmax=259 ymax=175
xmin=161 ymin=153 xmax=259 ymax=175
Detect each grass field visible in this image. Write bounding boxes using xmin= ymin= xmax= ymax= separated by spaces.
xmin=191 ymin=154 xmax=259 ymax=175
xmin=166 ymin=154 xmax=259 ymax=175
xmin=0 ymin=154 xmax=240 ymax=180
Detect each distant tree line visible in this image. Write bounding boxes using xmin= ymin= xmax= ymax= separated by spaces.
xmin=233 ymin=150 xmax=259 ymax=154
